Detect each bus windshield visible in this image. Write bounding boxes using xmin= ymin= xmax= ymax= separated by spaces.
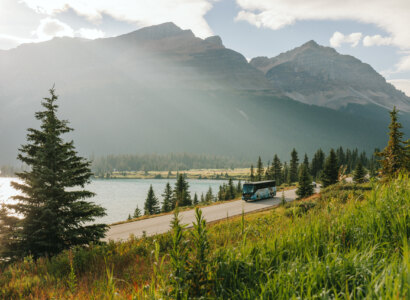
xmin=243 ymin=184 xmax=254 ymax=194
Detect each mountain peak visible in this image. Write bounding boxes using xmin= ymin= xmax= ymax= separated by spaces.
xmin=120 ymin=22 xmax=194 ymax=41
xmin=301 ymin=40 xmax=320 ymax=48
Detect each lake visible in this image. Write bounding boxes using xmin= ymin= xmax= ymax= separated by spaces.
xmin=0 ymin=177 xmax=230 ymax=224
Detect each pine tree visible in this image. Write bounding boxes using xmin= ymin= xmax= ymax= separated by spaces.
xmin=296 ymin=164 xmax=314 ymax=199
xmin=0 ymin=204 xmax=19 ymax=258
xmin=161 ymin=182 xmax=173 ymax=212
xmin=133 ymin=206 xmax=142 ymax=218
xmin=250 ymin=165 xmax=255 ymax=182
xmin=205 ymin=187 xmax=213 ymax=202
xmin=228 ymin=178 xmax=235 ymax=199
xmin=256 ymin=157 xmax=264 ymax=181
xmin=144 ymin=185 xmax=160 ymax=215
xmin=289 ymin=148 xmax=299 ymax=183
xmin=311 ymin=148 xmax=325 ymax=179
xmin=193 ymin=193 xmax=199 ymax=205
xmin=353 ymin=162 xmax=366 ymax=183
xmin=271 ymin=154 xmax=282 ymax=185
xmin=236 ymin=180 xmax=242 ymax=195
xmin=173 ymin=174 xmax=191 ymax=207
xmin=6 ymin=88 xmax=106 ymax=258
xmin=303 ymin=153 xmax=309 ymax=171
xmin=282 ymin=162 xmax=289 ymax=184
xmin=200 ymin=193 xmax=205 ymax=203
xmin=322 ymin=149 xmax=339 ymax=187
xmin=377 ymin=107 xmax=408 ymax=176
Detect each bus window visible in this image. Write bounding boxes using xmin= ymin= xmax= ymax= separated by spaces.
xmin=243 ymin=184 xmax=254 ymax=194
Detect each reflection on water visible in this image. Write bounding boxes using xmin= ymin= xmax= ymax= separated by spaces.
xmin=0 ymin=178 xmax=231 ymax=224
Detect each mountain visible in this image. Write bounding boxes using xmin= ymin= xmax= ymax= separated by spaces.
xmin=250 ymin=40 xmax=410 ymax=112
xmin=0 ymin=23 xmax=408 ymax=165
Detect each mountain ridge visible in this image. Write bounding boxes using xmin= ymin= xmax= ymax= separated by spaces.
xmin=0 ymin=22 xmax=408 ymax=165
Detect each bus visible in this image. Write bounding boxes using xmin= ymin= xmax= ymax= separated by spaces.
xmin=242 ymin=180 xmax=276 ymax=201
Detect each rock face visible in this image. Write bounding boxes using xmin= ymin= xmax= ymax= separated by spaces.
xmin=250 ymin=40 xmax=410 ymax=112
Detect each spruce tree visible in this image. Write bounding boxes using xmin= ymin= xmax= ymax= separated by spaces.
xmin=250 ymin=165 xmax=255 ymax=182
xmin=377 ymin=107 xmax=408 ymax=176
xmin=296 ymin=164 xmax=314 ymax=199
xmin=193 ymin=193 xmax=199 ymax=205
xmin=144 ymin=185 xmax=160 ymax=215
xmin=173 ymin=174 xmax=191 ymax=207
xmin=205 ymin=187 xmax=213 ymax=202
xmin=228 ymin=178 xmax=235 ymax=199
xmin=303 ymin=154 xmax=309 ymax=171
xmin=0 ymin=204 xmax=19 ymax=258
xmin=236 ymin=180 xmax=242 ymax=195
xmin=7 ymin=88 xmax=106 ymax=258
xmin=133 ymin=206 xmax=142 ymax=218
xmin=271 ymin=154 xmax=282 ymax=185
xmin=322 ymin=149 xmax=339 ymax=187
xmin=161 ymin=182 xmax=173 ymax=212
xmin=282 ymin=162 xmax=289 ymax=184
xmin=311 ymin=148 xmax=325 ymax=179
xmin=289 ymin=148 xmax=299 ymax=183
xmin=256 ymin=157 xmax=264 ymax=181
xmin=353 ymin=162 xmax=366 ymax=183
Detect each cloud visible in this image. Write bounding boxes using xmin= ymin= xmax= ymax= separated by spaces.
xmin=329 ymin=32 xmax=362 ymax=48
xmin=235 ymin=0 xmax=410 ymax=50
xmin=20 ymin=0 xmax=215 ymax=38
xmin=395 ymin=55 xmax=410 ymax=72
xmin=387 ymin=79 xmax=410 ymax=96
xmin=34 ymin=17 xmax=75 ymax=40
xmin=0 ymin=18 xmax=106 ymax=50
xmin=363 ymin=35 xmax=393 ymax=47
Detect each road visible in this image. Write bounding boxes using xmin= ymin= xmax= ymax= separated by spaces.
xmin=105 ymin=188 xmax=312 ymax=242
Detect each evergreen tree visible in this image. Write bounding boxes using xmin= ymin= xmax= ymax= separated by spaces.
xmin=6 ymin=88 xmax=106 ymax=258
xmin=311 ymin=148 xmax=325 ymax=179
xmin=0 ymin=204 xmax=19 ymax=258
xmin=353 ymin=162 xmax=366 ymax=183
xmin=322 ymin=149 xmax=339 ymax=187
xmin=303 ymin=153 xmax=309 ymax=172
xmin=173 ymin=174 xmax=191 ymax=207
xmin=250 ymin=165 xmax=255 ymax=182
xmin=377 ymin=107 xmax=408 ymax=176
xmin=133 ymin=206 xmax=142 ymax=218
xmin=228 ymin=178 xmax=235 ymax=199
xmin=336 ymin=147 xmax=345 ymax=168
xmin=200 ymin=193 xmax=205 ymax=203
xmin=282 ymin=162 xmax=290 ymax=184
xmin=193 ymin=193 xmax=199 ymax=205
xmin=256 ymin=156 xmax=264 ymax=181
xmin=205 ymin=187 xmax=213 ymax=202
xmin=271 ymin=154 xmax=282 ymax=185
xmin=161 ymin=182 xmax=173 ymax=212
xmin=144 ymin=185 xmax=160 ymax=215
xmin=296 ymin=165 xmax=314 ymax=199
xmin=289 ymin=148 xmax=299 ymax=183
xmin=236 ymin=180 xmax=242 ymax=195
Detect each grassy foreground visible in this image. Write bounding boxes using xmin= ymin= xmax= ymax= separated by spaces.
xmin=0 ymin=176 xmax=408 ymax=299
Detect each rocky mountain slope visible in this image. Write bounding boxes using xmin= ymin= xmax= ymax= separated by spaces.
xmin=250 ymin=40 xmax=410 ymax=112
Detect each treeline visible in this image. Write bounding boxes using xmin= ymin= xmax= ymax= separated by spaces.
xmin=249 ymin=146 xmax=381 ymax=186
xmin=129 ymin=175 xmax=242 ymax=219
xmin=92 ymin=153 xmax=250 ymax=176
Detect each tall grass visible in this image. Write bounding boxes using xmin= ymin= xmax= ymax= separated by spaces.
xmin=0 ymin=176 xmax=408 ymax=299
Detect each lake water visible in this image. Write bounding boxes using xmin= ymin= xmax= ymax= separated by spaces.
xmin=0 ymin=177 xmax=229 ymax=224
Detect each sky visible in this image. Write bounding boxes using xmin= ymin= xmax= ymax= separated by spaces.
xmin=1 ymin=0 xmax=409 ymax=95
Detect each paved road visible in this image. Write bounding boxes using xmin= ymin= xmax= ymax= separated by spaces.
xmin=105 ymin=188 xmax=315 ymax=241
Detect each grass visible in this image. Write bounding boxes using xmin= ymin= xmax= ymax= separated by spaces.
xmin=0 ymin=175 xmax=408 ymax=299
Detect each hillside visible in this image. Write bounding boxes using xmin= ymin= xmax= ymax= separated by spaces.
xmin=0 ymin=23 xmax=408 ymax=164
xmin=0 ymin=176 xmax=408 ymax=298
xmin=250 ymin=40 xmax=410 ymax=112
